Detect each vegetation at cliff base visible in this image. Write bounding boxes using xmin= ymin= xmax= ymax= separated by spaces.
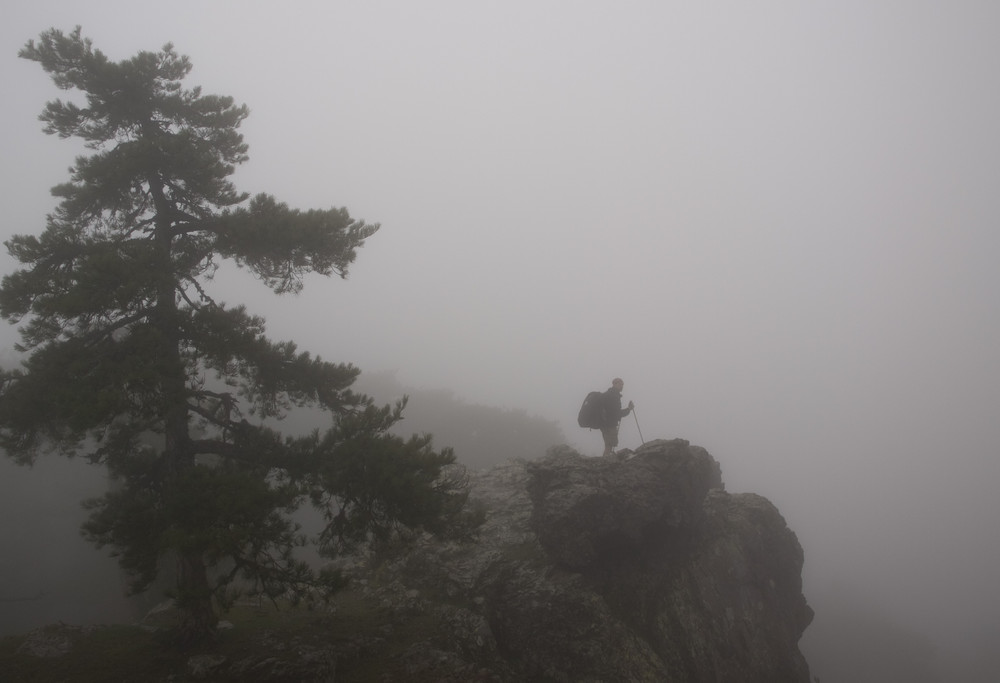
xmin=0 ymin=587 xmax=452 ymax=682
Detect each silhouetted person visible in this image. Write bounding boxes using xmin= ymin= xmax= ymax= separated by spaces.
xmin=601 ymin=377 xmax=634 ymax=457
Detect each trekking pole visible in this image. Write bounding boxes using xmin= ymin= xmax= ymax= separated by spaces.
xmin=632 ymin=406 xmax=645 ymax=445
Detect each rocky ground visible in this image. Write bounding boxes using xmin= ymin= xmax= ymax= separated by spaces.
xmin=3 ymin=439 xmax=813 ymax=682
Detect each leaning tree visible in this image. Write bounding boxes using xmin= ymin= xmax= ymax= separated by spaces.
xmin=0 ymin=27 xmax=468 ymax=643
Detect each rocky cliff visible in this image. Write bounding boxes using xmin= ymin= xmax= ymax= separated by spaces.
xmin=361 ymin=438 xmax=814 ymax=682
xmin=7 ymin=438 xmax=813 ymax=681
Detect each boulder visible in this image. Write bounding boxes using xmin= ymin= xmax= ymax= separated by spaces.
xmin=526 ymin=439 xmax=722 ymax=569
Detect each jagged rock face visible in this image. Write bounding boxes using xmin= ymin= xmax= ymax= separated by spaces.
xmin=525 ymin=440 xmax=722 ymax=570
xmin=669 ymin=489 xmax=814 ymax=682
xmin=383 ymin=438 xmax=813 ymax=682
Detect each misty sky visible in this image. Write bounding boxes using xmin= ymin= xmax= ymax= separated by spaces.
xmin=2 ymin=1 xmax=998 ymax=673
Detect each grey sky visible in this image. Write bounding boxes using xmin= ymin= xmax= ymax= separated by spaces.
xmin=2 ymin=1 xmax=999 ymax=674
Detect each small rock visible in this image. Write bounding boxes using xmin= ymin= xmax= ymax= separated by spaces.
xmin=187 ymin=653 xmax=227 ymax=679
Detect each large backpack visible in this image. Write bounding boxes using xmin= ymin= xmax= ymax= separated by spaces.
xmin=577 ymin=390 xmax=605 ymax=429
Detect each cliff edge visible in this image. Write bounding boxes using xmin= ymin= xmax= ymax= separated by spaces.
xmin=368 ymin=438 xmax=814 ymax=682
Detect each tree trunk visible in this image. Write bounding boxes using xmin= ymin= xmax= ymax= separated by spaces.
xmin=176 ymin=550 xmax=218 ymax=643
xmin=148 ymin=176 xmax=217 ymax=642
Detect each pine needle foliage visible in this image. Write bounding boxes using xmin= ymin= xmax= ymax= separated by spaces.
xmin=0 ymin=27 xmax=469 ymax=644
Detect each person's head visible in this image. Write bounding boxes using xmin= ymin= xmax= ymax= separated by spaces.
xmin=612 ymin=377 xmax=624 ymax=392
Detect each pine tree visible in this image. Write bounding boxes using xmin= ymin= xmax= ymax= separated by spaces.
xmin=0 ymin=27 xmax=468 ymax=643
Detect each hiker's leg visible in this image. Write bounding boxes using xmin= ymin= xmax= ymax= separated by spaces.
xmin=601 ymin=427 xmax=613 ymax=456
xmin=601 ymin=426 xmax=618 ymax=456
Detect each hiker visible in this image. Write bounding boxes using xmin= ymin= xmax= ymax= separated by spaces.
xmin=600 ymin=378 xmax=634 ymax=457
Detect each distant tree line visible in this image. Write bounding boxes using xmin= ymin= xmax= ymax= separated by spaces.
xmin=274 ymin=371 xmax=566 ymax=471
xmin=354 ymin=372 xmax=567 ymax=470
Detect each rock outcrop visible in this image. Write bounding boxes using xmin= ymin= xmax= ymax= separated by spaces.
xmin=8 ymin=439 xmax=813 ymax=681
xmin=367 ymin=438 xmax=813 ymax=682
